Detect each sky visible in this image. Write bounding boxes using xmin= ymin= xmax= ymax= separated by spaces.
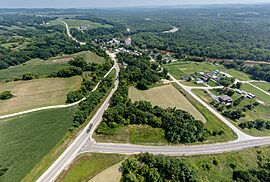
xmin=1 ymin=0 xmax=270 ymax=8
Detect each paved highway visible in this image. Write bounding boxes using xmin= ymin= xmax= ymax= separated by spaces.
xmin=36 ymin=53 xmax=119 ymax=182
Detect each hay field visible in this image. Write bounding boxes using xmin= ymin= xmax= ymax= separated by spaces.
xmin=129 ymin=84 xmax=206 ymax=123
xmin=0 ymin=76 xmax=82 ymax=115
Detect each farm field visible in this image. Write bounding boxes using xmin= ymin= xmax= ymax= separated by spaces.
xmin=165 ymin=62 xmax=251 ymax=81
xmin=0 ymin=76 xmax=82 ymax=115
xmin=183 ymin=146 xmax=270 ymax=182
xmin=129 ymin=84 xmax=206 ymax=122
xmin=0 ymin=51 xmax=104 ymax=81
xmin=193 ymin=89 xmax=270 ymax=136
xmin=252 ymin=82 xmax=270 ymax=93
xmin=48 ymin=19 xmax=112 ymax=29
xmin=56 ymin=153 xmax=124 ymax=182
xmin=0 ymin=107 xmax=76 ymax=182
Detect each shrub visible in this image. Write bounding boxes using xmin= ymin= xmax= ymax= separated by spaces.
xmin=0 ymin=91 xmax=13 ymax=100
xmin=57 ymin=67 xmax=83 ymax=77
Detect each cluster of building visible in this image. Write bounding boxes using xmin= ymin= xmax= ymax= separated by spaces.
xmin=96 ymin=37 xmax=132 ymax=48
xmin=236 ymin=89 xmax=256 ymax=99
xmin=115 ymin=47 xmax=142 ymax=56
xmin=197 ymin=70 xmax=221 ymax=83
xmin=217 ymin=95 xmax=233 ymax=105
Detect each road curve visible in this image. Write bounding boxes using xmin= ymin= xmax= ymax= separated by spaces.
xmin=58 ymin=19 xmax=86 ymax=46
xmin=36 ymin=53 xmax=120 ymax=182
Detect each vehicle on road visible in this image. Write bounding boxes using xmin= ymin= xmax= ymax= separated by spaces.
xmin=87 ymin=124 xmax=93 ymax=133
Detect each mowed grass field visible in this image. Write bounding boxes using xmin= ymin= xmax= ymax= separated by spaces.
xmin=252 ymin=82 xmax=270 ymax=92
xmin=0 ymin=107 xmax=76 ymax=182
xmin=241 ymin=83 xmax=270 ymax=104
xmin=0 ymin=51 xmax=105 ymax=81
xmin=183 ymin=146 xmax=270 ymax=182
xmin=129 ymin=84 xmax=206 ymax=123
xmin=56 ymin=153 xmax=124 ymax=182
xmin=48 ymin=19 xmax=112 ymax=29
xmin=165 ymin=62 xmax=251 ymax=81
xmin=0 ymin=76 xmax=82 ymax=115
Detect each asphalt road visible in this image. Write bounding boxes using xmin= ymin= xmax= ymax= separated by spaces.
xmin=36 ymin=53 xmax=120 ymax=182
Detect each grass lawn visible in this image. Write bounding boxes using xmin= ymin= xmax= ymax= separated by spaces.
xmin=252 ymin=82 xmax=270 ymax=93
xmin=56 ymin=153 xmax=124 ymax=182
xmin=0 ymin=107 xmax=76 ymax=182
xmin=182 ymin=146 xmax=270 ymax=182
xmin=129 ymin=84 xmax=206 ymax=122
xmin=48 ymin=19 xmax=112 ymax=29
xmin=0 ymin=76 xmax=82 ymax=115
xmin=165 ymin=62 xmax=250 ymax=81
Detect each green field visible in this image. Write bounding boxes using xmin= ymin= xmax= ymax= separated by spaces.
xmin=183 ymin=146 xmax=270 ymax=182
xmin=0 ymin=51 xmax=105 ymax=81
xmin=57 ymin=153 xmax=124 ymax=182
xmin=165 ymin=62 xmax=251 ymax=81
xmin=252 ymin=82 xmax=270 ymax=92
xmin=0 ymin=107 xmax=76 ymax=182
xmin=129 ymin=84 xmax=206 ymax=122
xmin=48 ymin=19 xmax=112 ymax=29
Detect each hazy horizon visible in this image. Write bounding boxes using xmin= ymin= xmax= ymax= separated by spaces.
xmin=1 ymin=0 xmax=270 ymax=8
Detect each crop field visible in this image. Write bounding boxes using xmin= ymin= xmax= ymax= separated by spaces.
xmin=183 ymin=146 xmax=270 ymax=182
xmin=129 ymin=84 xmax=206 ymax=122
xmin=57 ymin=153 xmax=124 ymax=182
xmin=0 ymin=107 xmax=76 ymax=182
xmin=0 ymin=76 xmax=82 ymax=115
xmin=0 ymin=51 xmax=104 ymax=81
xmin=252 ymin=82 xmax=270 ymax=92
xmin=48 ymin=19 xmax=112 ymax=29
xmin=165 ymin=62 xmax=251 ymax=81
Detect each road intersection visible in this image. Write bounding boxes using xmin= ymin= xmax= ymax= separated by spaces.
xmin=36 ymin=20 xmax=270 ymax=181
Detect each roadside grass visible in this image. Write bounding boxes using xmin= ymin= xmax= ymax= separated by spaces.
xmin=0 ymin=107 xmax=76 ymax=182
xmin=129 ymin=84 xmax=206 ymax=122
xmin=0 ymin=76 xmax=82 ymax=115
xmin=47 ymin=19 xmax=112 ymax=29
xmin=56 ymin=153 xmax=124 ymax=182
xmin=94 ymin=125 xmax=168 ymax=145
xmin=165 ymin=62 xmax=250 ymax=81
xmin=252 ymin=82 xmax=270 ymax=93
xmin=0 ymin=51 xmax=104 ymax=82
xmin=91 ymin=161 xmax=123 ymax=182
xmin=182 ymin=146 xmax=270 ymax=182
xmin=193 ymin=89 xmax=270 ymax=137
